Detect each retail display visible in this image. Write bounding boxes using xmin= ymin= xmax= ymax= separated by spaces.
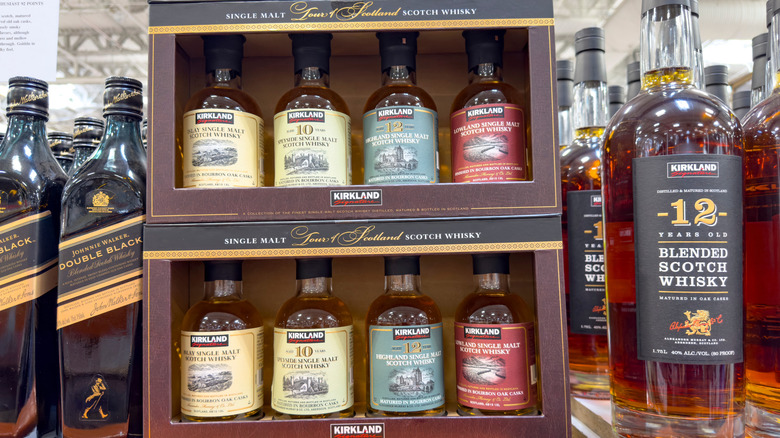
xmin=626 ymin=61 xmax=641 ymax=101
xmin=733 ymin=90 xmax=751 ymax=119
xmin=704 ymin=65 xmax=732 ymax=107
xmin=752 ymin=33 xmax=768 ymax=106
xmin=70 ymin=116 xmax=104 ymax=175
xmin=607 ymin=85 xmax=625 ymax=119
xmin=557 ymin=60 xmax=574 ymax=150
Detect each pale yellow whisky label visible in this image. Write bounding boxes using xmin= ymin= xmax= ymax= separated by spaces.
xmin=180 ymin=327 xmax=263 ymax=418
xmin=274 ymin=109 xmax=351 ymax=187
xmin=272 ymin=326 xmax=354 ymax=415
xmin=183 ymin=109 xmax=263 ymax=188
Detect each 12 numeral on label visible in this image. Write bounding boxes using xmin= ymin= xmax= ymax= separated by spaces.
xmin=662 ymin=198 xmax=721 ymax=227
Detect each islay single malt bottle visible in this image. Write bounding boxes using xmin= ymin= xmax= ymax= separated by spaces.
xmin=180 ymin=261 xmax=263 ymax=421
xmin=48 ymin=130 xmax=75 ymax=174
xmin=561 ymin=27 xmax=610 ymax=400
xmin=450 ymin=30 xmax=527 ymax=183
xmin=58 ymin=77 xmax=147 ymax=438
xmin=274 ymin=33 xmax=351 ymax=187
xmin=556 ymin=60 xmax=574 ymax=151
xmin=363 ymin=32 xmax=438 ymax=185
xmin=0 ymin=77 xmax=66 ymax=438
xmin=455 ymin=254 xmax=537 ymax=416
xmin=70 ymin=116 xmax=105 ymax=175
xmin=603 ymin=1 xmax=744 ymax=435
xmin=273 ymin=259 xmax=354 ymax=419
xmin=366 ymin=256 xmax=445 ymax=417
xmin=182 ymin=34 xmax=264 ymax=188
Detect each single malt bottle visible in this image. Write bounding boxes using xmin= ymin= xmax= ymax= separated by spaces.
xmin=182 ymin=34 xmax=264 ymax=188
xmin=180 ymin=261 xmax=263 ymax=421
xmin=751 ymin=33 xmax=768 ymax=107
xmin=561 ymin=27 xmax=609 ymax=400
xmin=273 ymin=258 xmax=354 ymax=419
xmin=366 ymin=256 xmax=445 ymax=417
xmin=0 ymin=77 xmax=66 ymax=438
xmin=556 ymin=60 xmax=574 ymax=151
xmin=70 ymin=116 xmax=105 ymax=175
xmin=274 ymin=33 xmax=351 ymax=187
xmin=363 ymin=32 xmax=438 ymax=185
xmin=602 ymin=1 xmax=744 ymax=436
xmin=454 ymin=254 xmax=537 ymax=416
xmin=450 ymin=29 xmax=527 ymax=183
xmin=48 ymin=130 xmax=75 ymax=174
xmin=626 ymin=61 xmax=641 ymax=101
xmin=58 ymin=77 xmax=147 ymax=438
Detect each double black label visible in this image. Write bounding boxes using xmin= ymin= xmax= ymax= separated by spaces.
xmin=633 ymin=155 xmax=743 ymax=364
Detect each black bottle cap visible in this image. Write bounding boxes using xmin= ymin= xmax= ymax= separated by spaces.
xmin=557 ymin=59 xmax=574 ymax=81
xmin=6 ymin=76 xmax=48 ymax=120
xmin=103 ymin=76 xmax=143 ymax=118
xmin=556 ymin=60 xmax=574 ymax=108
xmin=641 ymin=0 xmax=691 ymax=14
xmin=704 ymin=65 xmax=729 ymax=86
xmin=732 ymin=90 xmax=751 ymax=111
xmin=472 ymin=253 xmax=510 ymax=275
xmin=47 ymin=131 xmax=73 ymax=152
xmin=291 ymin=33 xmax=332 ymax=74
xmin=203 ymin=34 xmax=245 ymax=76
xmin=204 ymin=260 xmax=242 ymax=282
xmin=296 ymin=258 xmax=332 ymax=280
xmin=627 ymin=61 xmax=641 ymax=84
xmin=609 ymin=85 xmax=626 ymax=104
xmin=573 ymin=27 xmax=606 ymax=84
xmin=378 ymin=32 xmax=418 ymax=72
xmin=384 ymin=256 xmax=420 ymax=276
xmin=753 ymin=33 xmax=768 ymax=60
xmin=73 ymin=116 xmax=105 ymax=145
xmin=463 ymin=29 xmax=505 ymax=71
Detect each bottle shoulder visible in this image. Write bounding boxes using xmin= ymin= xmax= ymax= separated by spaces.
xmin=275 ymin=294 xmax=353 ymax=328
xmin=450 ymin=81 xmax=524 ymax=114
xmin=455 ymin=292 xmax=533 ymax=324
xmin=275 ymin=86 xmax=350 ymax=116
xmin=366 ymin=293 xmax=442 ymax=326
xmin=363 ymin=84 xmax=437 ymax=115
xmin=182 ymin=299 xmax=263 ymax=332
xmin=742 ymin=91 xmax=780 ymax=151
xmin=561 ymin=142 xmax=602 ymax=191
xmin=185 ymin=86 xmax=263 ymax=118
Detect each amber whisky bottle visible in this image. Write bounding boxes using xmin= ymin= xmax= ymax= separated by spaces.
xmin=180 ymin=261 xmax=263 ymax=421
xmin=273 ymin=258 xmax=354 ymax=419
xmin=0 ymin=76 xmax=66 ymax=438
xmin=58 ymin=77 xmax=146 ymax=438
xmin=602 ymin=1 xmax=743 ymax=435
xmin=70 ymin=116 xmax=104 ymax=176
xmin=366 ymin=256 xmax=444 ymax=417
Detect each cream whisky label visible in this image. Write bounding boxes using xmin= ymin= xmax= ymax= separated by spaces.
xmin=0 ymin=211 xmax=58 ymax=312
xmin=183 ymin=109 xmax=263 ymax=188
xmin=450 ymin=104 xmax=526 ymax=183
xmin=368 ymin=323 xmax=444 ymax=412
xmin=633 ymin=155 xmax=743 ymax=364
xmin=57 ymin=215 xmax=144 ymax=329
xmin=180 ymin=327 xmax=263 ymax=417
xmin=363 ymin=106 xmax=438 ymax=185
xmin=272 ymin=326 xmax=354 ymax=415
xmin=566 ymin=191 xmax=607 ymax=335
xmin=455 ymin=322 xmax=537 ymax=411
xmin=274 ymin=109 xmax=351 ymax=187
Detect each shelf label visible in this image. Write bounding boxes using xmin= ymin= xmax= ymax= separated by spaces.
xmin=0 ymin=0 xmax=59 ymax=80
xmin=330 ymin=423 xmax=384 ymax=438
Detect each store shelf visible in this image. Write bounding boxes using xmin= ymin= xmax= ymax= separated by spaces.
xmin=571 ymin=398 xmax=611 ymax=438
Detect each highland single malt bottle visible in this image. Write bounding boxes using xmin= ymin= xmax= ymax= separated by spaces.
xmin=454 ymin=254 xmax=537 ymax=416
xmin=561 ymin=27 xmax=609 ymax=400
xmin=602 ymin=1 xmax=744 ymax=435
xmin=183 ymin=35 xmax=264 ymax=188
xmin=556 ymin=60 xmax=574 ymax=151
xmin=48 ymin=130 xmax=75 ymax=174
xmin=275 ymin=33 xmax=351 ymax=187
xmin=450 ymin=30 xmax=527 ymax=183
xmin=58 ymin=77 xmax=146 ymax=438
xmin=366 ymin=256 xmax=444 ymax=417
xmin=0 ymin=77 xmax=66 ymax=438
xmin=180 ymin=261 xmax=263 ymax=421
xmin=363 ymin=32 xmax=438 ymax=185
xmin=273 ymin=259 xmax=354 ymax=419
xmin=70 ymin=116 xmax=105 ymax=175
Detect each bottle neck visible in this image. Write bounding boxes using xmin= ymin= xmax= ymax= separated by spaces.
xmin=206 ymin=69 xmax=242 ymax=89
xmin=770 ymin=14 xmax=780 ymax=91
xmin=572 ymin=80 xmax=608 ymax=134
xmin=2 ymin=114 xmax=50 ymax=156
xmin=92 ymin=115 xmax=144 ymax=158
xmin=474 ymin=272 xmax=510 ymax=293
xmin=691 ymin=14 xmax=704 ymax=89
xmin=640 ymin=4 xmax=694 ymax=90
xmin=295 ymin=67 xmax=330 ymax=88
xmin=204 ymin=279 xmax=243 ymax=301
xmin=296 ymin=276 xmax=332 ymax=297
xmin=384 ymin=273 xmax=421 ymax=295
xmin=381 ymin=66 xmax=417 ymax=86
xmin=468 ymin=63 xmax=503 ymax=84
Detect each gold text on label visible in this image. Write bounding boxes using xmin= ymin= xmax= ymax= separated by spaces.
xmin=290 ymin=1 xmax=401 ymax=22
xmin=291 ymin=225 xmax=404 ymax=247
xmin=9 ymin=91 xmax=47 ymax=108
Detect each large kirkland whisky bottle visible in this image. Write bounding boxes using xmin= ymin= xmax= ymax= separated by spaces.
xmin=561 ymin=27 xmax=609 ymax=400
xmin=273 ymin=259 xmax=354 ymax=419
xmin=0 ymin=77 xmax=66 ymax=438
xmin=602 ymin=1 xmax=744 ymax=436
xmin=58 ymin=77 xmax=146 ymax=438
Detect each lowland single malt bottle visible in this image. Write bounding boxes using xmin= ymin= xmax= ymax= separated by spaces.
xmin=0 ymin=76 xmax=66 ymax=438
xmin=58 ymin=77 xmax=146 ymax=438
xmin=180 ymin=261 xmax=263 ymax=421
xmin=70 ymin=116 xmax=104 ymax=175
xmin=366 ymin=256 xmax=445 ymax=417
xmin=48 ymin=130 xmax=75 ymax=174
xmin=602 ymin=1 xmax=744 ymax=435
xmin=274 ymin=33 xmax=351 ymax=187
xmin=273 ymin=259 xmax=354 ymax=419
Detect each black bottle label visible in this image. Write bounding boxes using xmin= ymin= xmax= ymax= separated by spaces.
xmin=566 ymin=190 xmax=607 ymax=335
xmin=0 ymin=211 xmax=58 ymax=312
xmin=633 ymin=155 xmax=743 ymax=364
xmin=57 ymin=215 xmax=144 ymax=329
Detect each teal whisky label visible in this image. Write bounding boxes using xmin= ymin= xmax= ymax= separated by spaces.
xmin=363 ymin=106 xmax=438 ymax=185
xmin=368 ymin=323 xmax=444 ymax=412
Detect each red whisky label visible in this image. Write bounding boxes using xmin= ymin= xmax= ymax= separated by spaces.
xmin=450 ymin=104 xmax=526 ymax=182
xmin=454 ymin=322 xmax=536 ymax=411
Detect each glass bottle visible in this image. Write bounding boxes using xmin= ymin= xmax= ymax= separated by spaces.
xmin=274 ymin=33 xmax=351 ymax=188
xmin=557 ymin=59 xmax=574 ymax=151
xmin=180 ymin=261 xmax=263 ymax=421
xmin=768 ymin=2 xmax=777 ymax=97
xmin=704 ymin=65 xmax=732 ymax=107
xmin=273 ymin=258 xmax=354 ymax=419
xmin=182 ymin=34 xmax=264 ymax=188
xmin=450 ymin=29 xmax=528 ymax=183
xmin=58 ymin=77 xmax=147 ymax=438
xmin=69 ymin=116 xmax=104 ymax=176
xmin=0 ymin=76 xmax=65 ymax=438
xmin=366 ymin=256 xmax=444 ymax=417
xmin=48 ymin=130 xmax=74 ymax=174
xmin=751 ymin=33 xmax=768 ymax=107
xmin=732 ymin=91 xmax=751 ymax=121
xmin=690 ymin=0 xmax=704 ymax=90
xmin=454 ymin=253 xmax=537 ymax=415
xmin=602 ymin=1 xmax=744 ymax=435
xmin=626 ymin=61 xmax=641 ymax=101
xmin=363 ymin=32 xmax=438 ymax=185
xmin=608 ymin=85 xmax=626 ymax=119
